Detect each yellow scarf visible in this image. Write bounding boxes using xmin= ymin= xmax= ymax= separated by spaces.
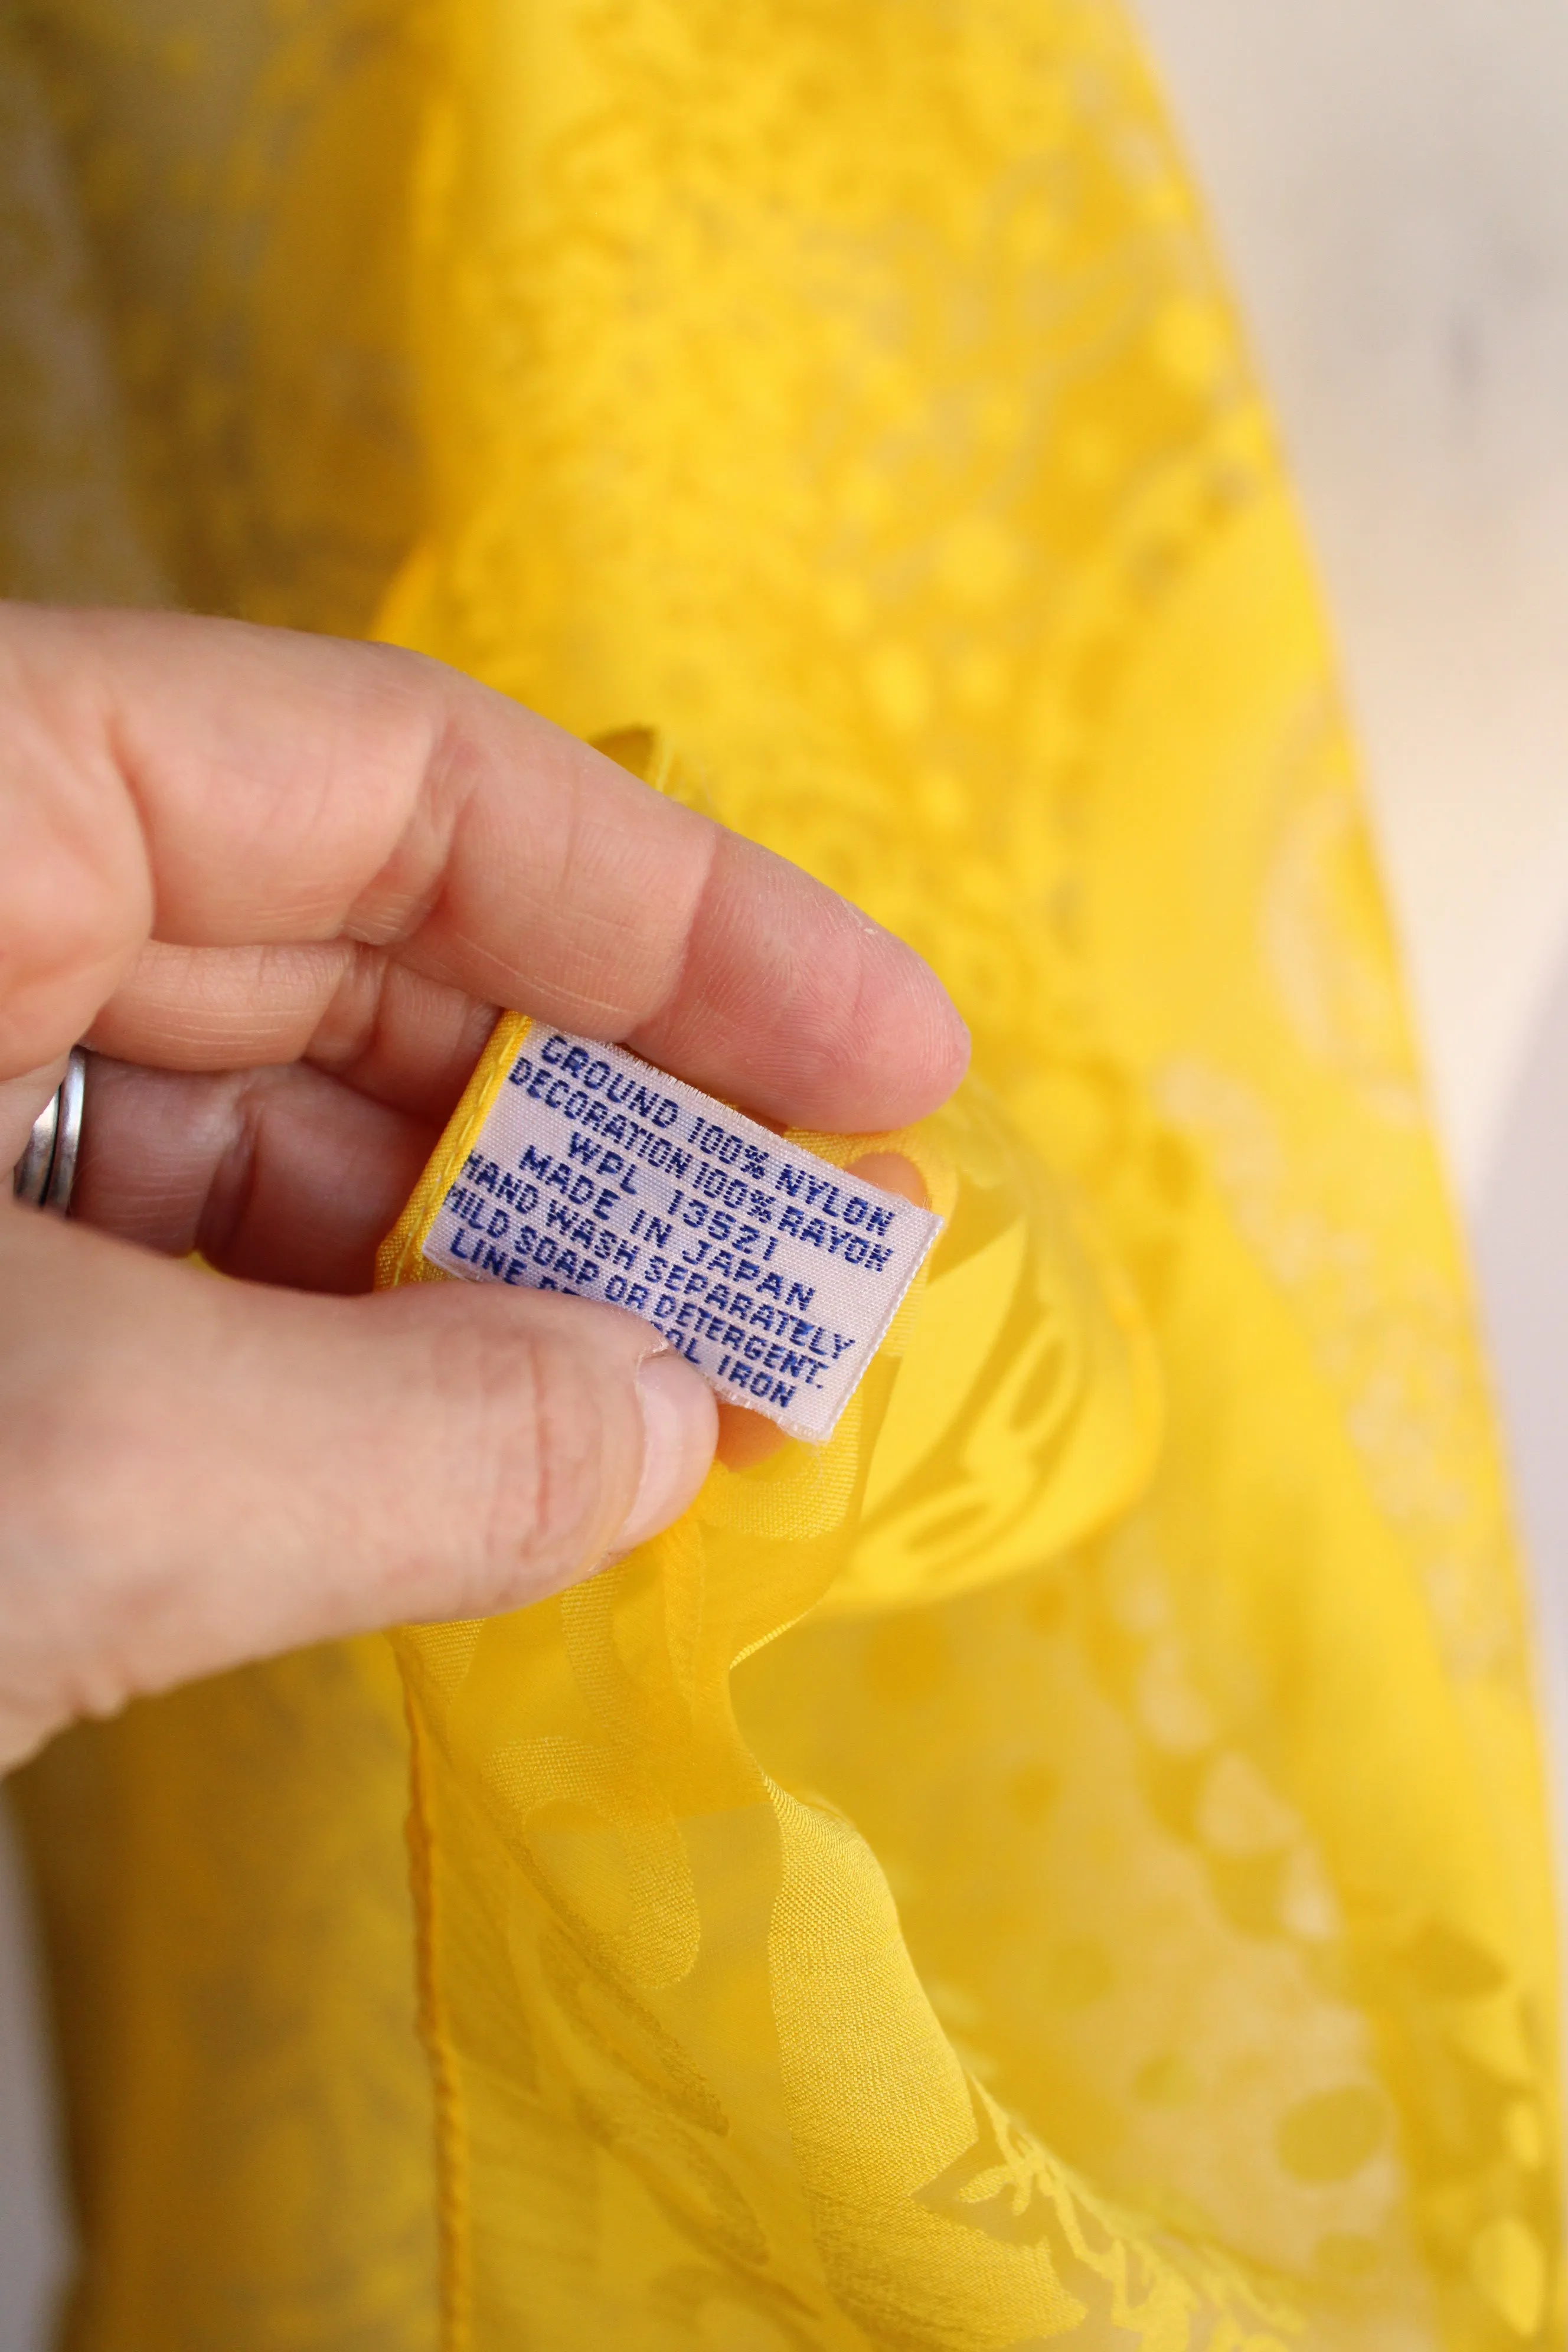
xmin=9 ymin=3 xmax=1559 ymax=2344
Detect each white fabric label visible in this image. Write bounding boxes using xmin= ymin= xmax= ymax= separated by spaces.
xmin=422 ymin=1027 xmax=943 ymax=1442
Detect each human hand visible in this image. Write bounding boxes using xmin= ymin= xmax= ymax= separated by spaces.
xmin=0 ymin=606 xmax=966 ymax=1769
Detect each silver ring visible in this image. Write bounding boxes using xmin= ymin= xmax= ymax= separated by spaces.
xmin=12 ymin=1048 xmax=88 ymax=1216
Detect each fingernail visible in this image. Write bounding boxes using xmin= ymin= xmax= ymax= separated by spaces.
xmin=618 ymin=1349 xmax=718 ymax=1551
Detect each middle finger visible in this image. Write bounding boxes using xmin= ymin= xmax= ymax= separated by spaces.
xmin=73 ymin=1055 xmax=441 ymax=1293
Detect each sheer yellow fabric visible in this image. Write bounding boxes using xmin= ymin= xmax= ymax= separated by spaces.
xmin=4 ymin=2 xmax=1562 ymax=2347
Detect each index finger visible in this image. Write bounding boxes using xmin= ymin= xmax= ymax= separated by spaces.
xmin=0 ymin=605 xmax=968 ymax=1130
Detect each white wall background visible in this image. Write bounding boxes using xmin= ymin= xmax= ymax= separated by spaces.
xmin=1135 ymin=0 xmax=1568 ymax=2039
xmin=5 ymin=4 xmax=1568 ymax=2341
xmin=0 ymin=1811 xmax=67 ymax=2352
xmin=1136 ymin=0 xmax=1568 ymax=1203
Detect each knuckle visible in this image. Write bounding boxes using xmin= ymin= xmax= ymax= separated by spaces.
xmin=424 ymin=1300 xmax=631 ymax=1603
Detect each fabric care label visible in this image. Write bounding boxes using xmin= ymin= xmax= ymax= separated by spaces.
xmin=421 ymin=1025 xmax=944 ymax=1443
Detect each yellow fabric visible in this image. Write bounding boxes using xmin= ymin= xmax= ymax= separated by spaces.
xmin=4 ymin=1 xmax=1562 ymax=2347
xmin=13 ymin=1639 xmax=440 ymax=2351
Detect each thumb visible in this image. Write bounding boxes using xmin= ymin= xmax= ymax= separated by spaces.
xmin=0 ymin=1206 xmax=716 ymax=1768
